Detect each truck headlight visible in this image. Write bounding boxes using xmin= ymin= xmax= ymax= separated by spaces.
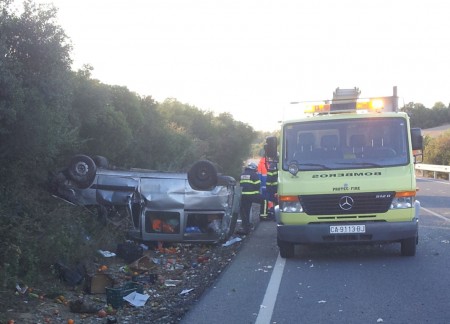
xmin=280 ymin=201 xmax=303 ymax=213
xmin=390 ymin=191 xmax=415 ymax=209
xmin=279 ymin=195 xmax=303 ymax=213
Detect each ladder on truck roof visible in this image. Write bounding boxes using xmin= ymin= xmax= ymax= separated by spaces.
xmin=333 ymin=87 xmax=361 ymax=102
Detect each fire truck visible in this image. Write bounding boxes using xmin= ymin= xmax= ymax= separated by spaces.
xmin=265 ymin=87 xmax=423 ymax=258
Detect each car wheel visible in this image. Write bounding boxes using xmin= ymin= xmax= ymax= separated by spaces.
xmin=278 ymin=238 xmax=295 ymax=258
xmin=67 ymin=154 xmax=97 ymax=189
xmin=187 ymin=160 xmax=218 ymax=191
xmin=401 ymin=236 xmax=417 ymax=256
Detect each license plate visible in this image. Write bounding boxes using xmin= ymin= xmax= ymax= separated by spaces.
xmin=330 ymin=225 xmax=366 ymax=234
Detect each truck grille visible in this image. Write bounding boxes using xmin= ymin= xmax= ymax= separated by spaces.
xmin=300 ymin=192 xmax=395 ymax=215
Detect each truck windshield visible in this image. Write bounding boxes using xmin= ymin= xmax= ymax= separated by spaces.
xmin=282 ymin=117 xmax=409 ymax=171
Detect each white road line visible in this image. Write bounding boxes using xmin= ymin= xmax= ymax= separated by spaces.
xmin=255 ymin=253 xmax=286 ymax=324
xmin=422 ymin=206 xmax=450 ymax=222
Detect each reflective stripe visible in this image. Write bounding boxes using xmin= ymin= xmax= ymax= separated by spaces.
xmin=242 ymin=191 xmax=260 ymax=195
xmin=240 ymin=180 xmax=261 ymax=185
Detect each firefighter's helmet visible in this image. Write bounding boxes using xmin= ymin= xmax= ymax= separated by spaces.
xmin=247 ymin=162 xmax=257 ymax=170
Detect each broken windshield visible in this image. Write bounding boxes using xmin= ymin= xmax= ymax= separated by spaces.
xmin=282 ymin=117 xmax=409 ymax=171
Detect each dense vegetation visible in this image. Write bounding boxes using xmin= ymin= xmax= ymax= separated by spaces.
xmin=0 ymin=0 xmax=449 ymax=291
xmin=0 ymin=0 xmax=256 ymax=289
xmin=401 ymin=102 xmax=450 ymax=166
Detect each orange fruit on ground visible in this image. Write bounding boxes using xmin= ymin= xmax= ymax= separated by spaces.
xmin=67 ymin=319 xmax=74 ymax=324
xmin=98 ymin=309 xmax=107 ymax=318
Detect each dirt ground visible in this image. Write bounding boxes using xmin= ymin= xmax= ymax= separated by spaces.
xmin=2 ymin=201 xmax=263 ymax=324
xmin=0 ymin=235 xmax=246 ymax=324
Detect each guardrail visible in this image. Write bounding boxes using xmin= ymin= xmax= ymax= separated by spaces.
xmin=415 ymin=163 xmax=450 ymax=181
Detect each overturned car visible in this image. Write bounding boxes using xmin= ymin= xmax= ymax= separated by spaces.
xmin=49 ymin=155 xmax=241 ymax=244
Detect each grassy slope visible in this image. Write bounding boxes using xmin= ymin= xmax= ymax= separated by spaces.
xmin=422 ymin=124 xmax=450 ymax=138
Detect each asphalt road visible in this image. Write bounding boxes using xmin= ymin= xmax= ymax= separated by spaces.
xmin=181 ymin=177 xmax=450 ymax=324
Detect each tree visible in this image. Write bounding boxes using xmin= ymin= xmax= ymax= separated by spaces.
xmin=208 ymin=112 xmax=256 ymax=177
xmin=70 ymin=71 xmax=135 ymax=162
xmin=431 ymin=103 xmax=450 ymax=126
xmin=157 ymin=100 xmax=256 ymax=177
xmin=401 ymin=101 xmax=450 ymax=129
xmin=0 ymin=0 xmax=78 ymax=286
xmin=0 ymin=0 xmax=74 ymax=171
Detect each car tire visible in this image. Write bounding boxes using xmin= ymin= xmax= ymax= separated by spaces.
xmin=187 ymin=160 xmax=218 ymax=191
xmin=67 ymin=154 xmax=97 ymax=189
xmin=401 ymin=236 xmax=417 ymax=256
xmin=278 ymin=238 xmax=295 ymax=258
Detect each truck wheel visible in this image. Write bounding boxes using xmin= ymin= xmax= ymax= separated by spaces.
xmin=278 ymin=238 xmax=295 ymax=258
xmin=187 ymin=160 xmax=218 ymax=191
xmin=401 ymin=236 xmax=417 ymax=256
xmin=67 ymin=154 xmax=97 ymax=189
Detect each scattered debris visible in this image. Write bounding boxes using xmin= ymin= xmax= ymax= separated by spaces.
xmin=69 ymin=299 xmax=101 ymax=313
xmin=98 ymin=250 xmax=117 ymax=257
xmin=123 ymin=291 xmax=150 ymax=307
xmin=164 ymin=280 xmax=182 ymax=287
xmin=222 ymin=236 xmax=242 ymax=247
xmin=15 ymin=284 xmax=28 ymax=294
xmin=179 ymin=289 xmax=194 ymax=296
xmin=53 ymin=262 xmax=86 ymax=286
xmin=2 ymin=238 xmax=244 ymax=323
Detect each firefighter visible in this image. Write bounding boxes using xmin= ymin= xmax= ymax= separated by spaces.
xmin=257 ymin=156 xmax=269 ymax=219
xmin=239 ymin=162 xmax=261 ymax=234
xmin=265 ymin=160 xmax=278 ymax=221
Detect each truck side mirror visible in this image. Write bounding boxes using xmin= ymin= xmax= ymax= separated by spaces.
xmin=265 ymin=136 xmax=278 ymax=160
xmin=410 ymin=128 xmax=423 ymax=151
xmin=410 ymin=128 xmax=423 ymax=163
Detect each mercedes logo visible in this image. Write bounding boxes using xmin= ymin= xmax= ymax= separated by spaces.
xmin=339 ymin=196 xmax=354 ymax=210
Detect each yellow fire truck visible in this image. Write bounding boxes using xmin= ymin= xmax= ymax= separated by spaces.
xmin=265 ymin=87 xmax=423 ymax=258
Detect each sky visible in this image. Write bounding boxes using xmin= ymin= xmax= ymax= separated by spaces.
xmin=25 ymin=0 xmax=450 ymax=131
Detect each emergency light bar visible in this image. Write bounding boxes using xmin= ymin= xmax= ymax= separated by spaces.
xmin=286 ymin=87 xmax=399 ymax=120
xmin=303 ymin=97 xmax=396 ymax=114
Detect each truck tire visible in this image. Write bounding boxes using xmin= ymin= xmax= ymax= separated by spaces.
xmin=67 ymin=154 xmax=97 ymax=189
xmin=187 ymin=160 xmax=218 ymax=191
xmin=278 ymin=238 xmax=295 ymax=258
xmin=401 ymin=236 xmax=417 ymax=256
